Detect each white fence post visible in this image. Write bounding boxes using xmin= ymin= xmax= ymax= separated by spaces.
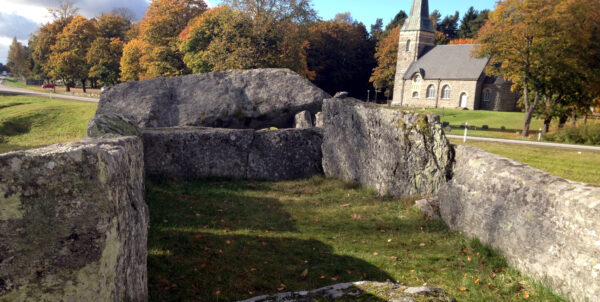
xmin=464 ymin=123 xmax=468 ymax=143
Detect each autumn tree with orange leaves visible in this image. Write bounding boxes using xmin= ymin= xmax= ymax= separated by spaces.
xmin=476 ymin=0 xmax=600 ymax=137
xmin=120 ymin=0 xmax=207 ymax=81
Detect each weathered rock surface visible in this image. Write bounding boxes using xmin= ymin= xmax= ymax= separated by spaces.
xmin=96 ymin=69 xmax=330 ymax=129
xmin=439 ymin=145 xmax=600 ymax=302
xmin=143 ymin=127 xmax=322 ymax=181
xmin=294 ymin=110 xmax=313 ymax=128
xmin=415 ymin=197 xmax=440 ymax=219
xmin=240 ymin=282 xmax=455 ymax=302
xmin=322 ymin=98 xmax=453 ymax=197
xmin=315 ymin=112 xmax=324 ymax=128
xmin=0 ymin=136 xmax=148 ymax=301
xmin=86 ymin=113 xmax=141 ymax=138
xmin=334 ymin=91 xmax=349 ymax=99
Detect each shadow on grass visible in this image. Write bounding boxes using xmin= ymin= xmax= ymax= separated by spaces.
xmin=146 ymin=178 xmax=394 ymax=301
xmin=147 ymin=177 xmax=297 ymax=232
xmin=0 ymin=102 xmax=26 ymax=109
xmin=0 ymin=114 xmax=40 ymax=137
xmin=148 ymin=231 xmax=394 ymax=302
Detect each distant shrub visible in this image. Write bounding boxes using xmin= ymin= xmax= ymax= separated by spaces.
xmin=544 ymin=123 xmax=600 ymax=145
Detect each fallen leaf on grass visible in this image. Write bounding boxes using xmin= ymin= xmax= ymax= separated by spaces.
xmin=373 ymin=252 xmax=379 ymax=256
xmin=331 ymin=275 xmax=339 ymax=281
xmin=215 ymin=290 xmax=221 ymax=295
xmin=313 ymin=218 xmax=319 ymax=222
xmin=523 ymin=291 xmax=530 ymax=299
xmin=467 ymin=256 xmax=472 ymax=262
xmin=320 ymin=275 xmax=326 ymax=279
xmin=341 ymin=203 xmax=351 ymax=207
xmin=300 ymin=269 xmax=308 ymax=279
xmin=226 ymin=240 xmax=231 ymax=245
xmin=458 ymin=286 xmax=467 ymax=291
xmin=387 ymin=238 xmax=392 ymax=242
xmin=474 ymin=279 xmax=480 ymax=284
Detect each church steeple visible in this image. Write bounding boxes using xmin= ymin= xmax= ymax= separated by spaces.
xmin=402 ymin=0 xmax=435 ymax=32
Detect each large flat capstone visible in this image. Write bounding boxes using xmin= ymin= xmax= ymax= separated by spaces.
xmin=96 ymin=69 xmax=330 ymax=129
xmin=0 ymin=137 xmax=148 ymax=301
xmin=321 ymin=98 xmax=453 ymax=197
xmin=439 ymin=145 xmax=600 ymax=302
xmin=142 ymin=127 xmax=323 ymax=181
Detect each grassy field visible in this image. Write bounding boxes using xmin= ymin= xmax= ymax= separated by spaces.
xmin=0 ymin=94 xmax=97 ymax=153
xmin=392 ymin=107 xmax=599 ymax=141
xmin=450 ymin=139 xmax=600 ymax=186
xmin=146 ymin=177 xmax=563 ymax=301
xmin=2 ymin=77 xmax=101 ymax=97
xmin=2 ymin=77 xmax=46 ymax=92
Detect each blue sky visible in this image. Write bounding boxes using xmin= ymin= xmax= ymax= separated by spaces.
xmin=321 ymin=0 xmax=497 ymax=26
xmin=214 ymin=0 xmax=499 ymax=27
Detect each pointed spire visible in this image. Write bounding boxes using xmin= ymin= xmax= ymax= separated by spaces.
xmin=402 ymin=0 xmax=435 ymax=32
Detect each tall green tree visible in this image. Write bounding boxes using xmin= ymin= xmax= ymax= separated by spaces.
xmin=87 ymin=37 xmax=124 ymax=86
xmin=458 ymin=7 xmax=489 ymax=39
xmin=307 ymin=14 xmax=375 ymax=97
xmin=49 ymin=16 xmax=98 ymax=92
xmin=439 ymin=12 xmax=459 ymax=41
xmin=7 ymin=38 xmax=29 ymax=78
xmin=120 ymin=0 xmax=208 ymax=80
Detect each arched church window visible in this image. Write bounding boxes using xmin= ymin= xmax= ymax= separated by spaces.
xmin=406 ymin=40 xmax=411 ymax=52
xmin=412 ymin=91 xmax=419 ymax=98
xmin=413 ymin=74 xmax=421 ymax=83
xmin=442 ymin=85 xmax=451 ymax=99
xmin=426 ymin=85 xmax=436 ymax=99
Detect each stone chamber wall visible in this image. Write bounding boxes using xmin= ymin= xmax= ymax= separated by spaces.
xmin=321 ymin=97 xmax=454 ymax=198
xmin=439 ymin=146 xmax=600 ymax=302
xmin=143 ymin=127 xmax=323 ymax=181
xmin=1 ymin=69 xmax=597 ymax=301
xmin=0 ymin=136 xmax=148 ymax=301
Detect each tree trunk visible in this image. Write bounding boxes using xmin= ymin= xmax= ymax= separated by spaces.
xmin=570 ymin=111 xmax=577 ymax=127
xmin=584 ymin=115 xmax=588 ymax=125
xmin=558 ymin=115 xmax=568 ymax=129
xmin=81 ymin=79 xmax=86 ymax=93
xmin=65 ymin=82 xmax=70 ymax=92
xmin=543 ymin=116 xmax=551 ymax=133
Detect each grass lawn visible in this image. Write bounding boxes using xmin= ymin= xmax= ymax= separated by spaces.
xmin=2 ymin=77 xmax=101 ymax=97
xmin=426 ymin=108 xmax=546 ymax=140
xmin=147 ymin=177 xmax=563 ymax=302
xmin=392 ymin=106 xmax=599 ymax=141
xmin=450 ymin=139 xmax=600 ymax=186
xmin=2 ymin=77 xmax=46 ymax=92
xmin=0 ymin=94 xmax=97 ymax=153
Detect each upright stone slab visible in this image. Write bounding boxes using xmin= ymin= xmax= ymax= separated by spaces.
xmin=142 ymin=127 xmax=323 ymax=181
xmin=294 ymin=110 xmax=313 ymax=128
xmin=321 ymin=98 xmax=453 ymax=197
xmin=439 ymin=146 xmax=600 ymax=302
xmin=248 ymin=129 xmax=322 ymax=180
xmin=143 ymin=127 xmax=255 ymax=179
xmin=0 ymin=137 xmax=148 ymax=301
xmin=96 ymin=69 xmax=331 ymax=129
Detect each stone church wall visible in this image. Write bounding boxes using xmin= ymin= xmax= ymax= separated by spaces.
xmin=397 ymin=79 xmax=481 ymax=110
xmin=439 ymin=145 xmax=600 ymax=302
xmin=0 ymin=137 xmax=148 ymax=301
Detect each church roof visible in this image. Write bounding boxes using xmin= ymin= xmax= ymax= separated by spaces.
xmin=403 ymin=44 xmax=490 ymax=80
xmin=402 ymin=0 xmax=435 ymax=32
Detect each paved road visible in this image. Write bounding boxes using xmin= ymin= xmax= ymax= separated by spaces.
xmin=0 ymin=77 xmax=99 ymax=103
xmin=447 ymin=134 xmax=600 ymax=151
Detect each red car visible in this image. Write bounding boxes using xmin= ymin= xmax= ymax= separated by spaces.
xmin=41 ymin=83 xmax=55 ymax=89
